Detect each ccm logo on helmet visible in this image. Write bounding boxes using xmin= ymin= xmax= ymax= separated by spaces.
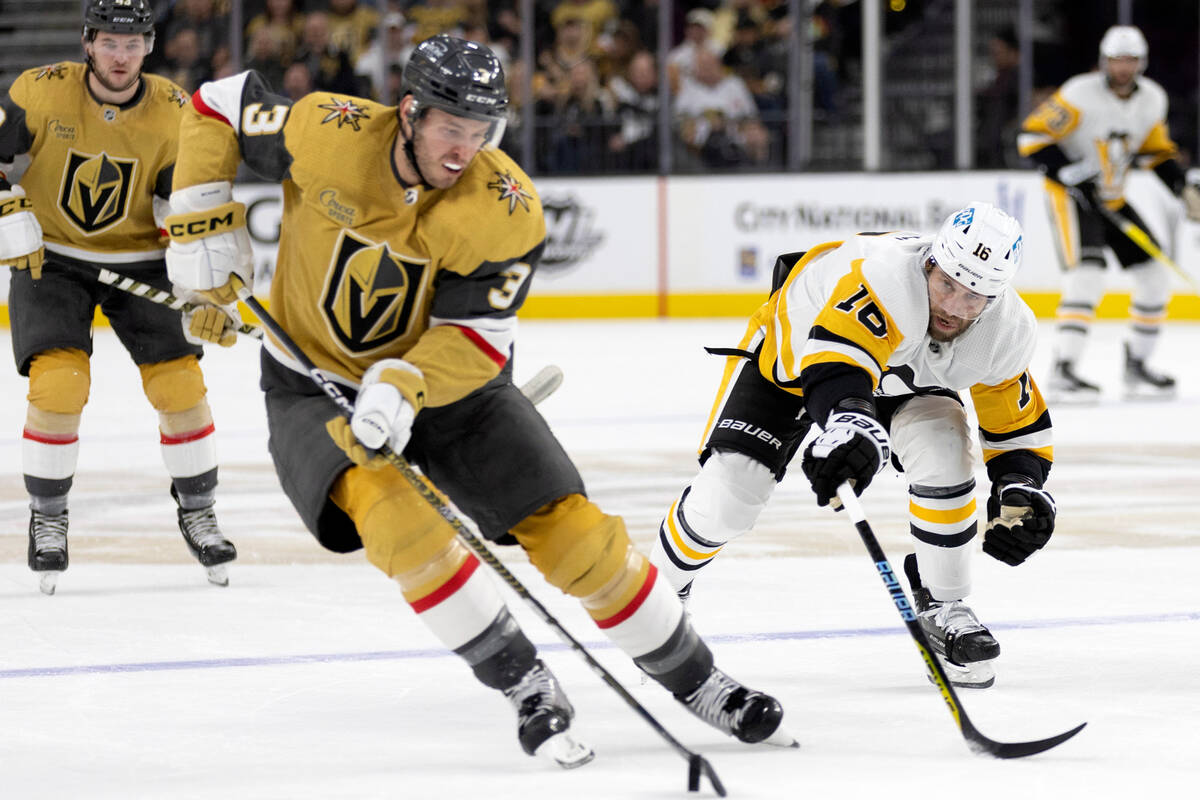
xmin=464 ymin=93 xmax=499 ymax=104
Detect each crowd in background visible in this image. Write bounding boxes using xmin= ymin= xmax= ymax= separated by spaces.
xmin=141 ymin=0 xmax=1198 ymax=175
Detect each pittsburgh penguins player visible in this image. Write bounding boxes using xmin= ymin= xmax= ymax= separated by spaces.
xmin=165 ymin=35 xmax=793 ymax=767
xmin=1018 ymin=25 xmax=1200 ymax=400
xmin=0 ymin=0 xmax=238 ymax=595
xmin=651 ymin=203 xmax=1056 ymax=689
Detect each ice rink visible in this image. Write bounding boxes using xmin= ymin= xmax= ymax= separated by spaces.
xmin=1 ymin=317 xmax=1197 ymax=798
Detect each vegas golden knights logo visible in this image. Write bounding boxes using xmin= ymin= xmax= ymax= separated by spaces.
xmin=323 ymin=230 xmax=428 ymax=353
xmin=58 ymin=149 xmax=137 ymax=234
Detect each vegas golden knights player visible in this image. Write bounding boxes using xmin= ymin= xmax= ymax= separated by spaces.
xmin=1018 ymin=25 xmax=1200 ymax=399
xmin=166 ymin=35 xmax=794 ymax=764
xmin=0 ymin=0 xmax=237 ymax=595
xmin=651 ymin=204 xmax=1056 ymax=689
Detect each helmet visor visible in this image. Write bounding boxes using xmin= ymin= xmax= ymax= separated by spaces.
xmin=926 ymin=257 xmax=994 ymax=320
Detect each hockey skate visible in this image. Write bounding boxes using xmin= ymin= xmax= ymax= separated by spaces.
xmin=677 ymin=668 xmax=796 ymax=746
xmin=502 ymin=659 xmax=594 ymax=769
xmin=904 ymin=554 xmax=998 ymax=689
xmin=1123 ymin=344 xmax=1176 ymax=399
xmin=176 ymin=501 xmax=237 ymax=587
xmin=28 ymin=509 xmax=69 ymax=596
xmin=1046 ymin=360 xmax=1101 ymax=403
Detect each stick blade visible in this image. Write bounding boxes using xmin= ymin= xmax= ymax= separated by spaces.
xmin=968 ymin=721 xmax=1088 ymax=759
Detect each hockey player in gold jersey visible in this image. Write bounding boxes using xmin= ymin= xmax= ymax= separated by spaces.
xmin=1018 ymin=25 xmax=1200 ymax=400
xmin=651 ymin=203 xmax=1056 ymax=689
xmin=0 ymin=0 xmax=238 ymax=595
xmin=165 ymin=34 xmax=792 ymax=765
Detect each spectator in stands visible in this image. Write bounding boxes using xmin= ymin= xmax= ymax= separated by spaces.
xmin=161 ymin=27 xmax=211 ymax=93
xmin=405 ymin=0 xmax=469 ymax=44
xmin=355 ymin=11 xmax=410 ymax=101
xmin=976 ymin=26 xmax=1021 ymax=168
xmin=594 ymin=17 xmax=641 ymax=83
xmin=538 ymin=58 xmax=616 ymax=173
xmin=162 ymin=0 xmax=230 ymax=79
xmin=674 ymin=47 xmax=769 ymax=169
xmin=244 ymin=0 xmax=306 ymax=69
xmin=549 ymin=0 xmax=618 ymax=54
xmin=281 ymin=60 xmax=315 ymax=101
xmin=606 ymin=48 xmax=659 ymax=172
xmin=667 ymin=7 xmax=724 ymax=91
xmin=327 ymin=0 xmax=380 ymax=62
xmin=245 ymin=25 xmax=288 ymax=92
xmin=537 ymin=13 xmax=592 ymax=99
xmin=722 ymin=14 xmax=782 ymax=113
xmin=294 ymin=10 xmax=363 ymax=95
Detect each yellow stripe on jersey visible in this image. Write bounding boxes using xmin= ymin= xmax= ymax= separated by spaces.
xmin=970 ymin=371 xmax=1053 ymax=466
xmin=1044 ymin=178 xmax=1079 ymax=267
xmin=1018 ymin=90 xmax=1081 ymax=155
xmin=1137 ymin=120 xmax=1179 ymax=168
xmin=763 ymin=241 xmax=843 ymax=385
xmin=700 ymin=303 xmax=770 ymax=450
xmin=982 ymin=445 xmax=1054 ymax=463
xmin=909 ymin=498 xmax=977 ymax=526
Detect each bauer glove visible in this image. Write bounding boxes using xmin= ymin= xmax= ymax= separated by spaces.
xmin=802 ymin=411 xmax=891 ymax=509
xmin=0 ymin=185 xmax=45 ymax=279
xmin=984 ymin=475 xmax=1056 ymax=566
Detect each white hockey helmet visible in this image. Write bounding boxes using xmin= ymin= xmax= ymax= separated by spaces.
xmin=929 ymin=201 xmax=1024 ymax=298
xmin=1099 ymin=25 xmax=1147 ymax=73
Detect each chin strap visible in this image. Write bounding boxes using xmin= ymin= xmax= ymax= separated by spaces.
xmin=398 ymin=108 xmax=433 ymax=189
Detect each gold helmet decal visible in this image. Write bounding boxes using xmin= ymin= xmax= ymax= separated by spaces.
xmin=323 ymin=230 xmax=428 ymax=353
xmin=58 ymin=149 xmax=137 ymax=234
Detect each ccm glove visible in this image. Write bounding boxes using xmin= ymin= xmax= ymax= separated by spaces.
xmin=983 ymin=475 xmax=1056 ymax=566
xmin=181 ymin=303 xmax=241 ymax=348
xmin=165 ymin=181 xmax=253 ymax=305
xmin=0 ymin=185 xmax=45 ymax=278
xmin=802 ymin=411 xmax=891 ymax=509
xmin=326 ymin=359 xmax=427 ymax=464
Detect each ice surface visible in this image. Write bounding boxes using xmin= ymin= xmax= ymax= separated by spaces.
xmin=1 ymin=319 xmax=1196 ymax=798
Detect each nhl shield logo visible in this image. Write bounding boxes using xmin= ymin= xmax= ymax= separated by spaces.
xmin=323 ymin=230 xmax=429 ymax=353
xmin=58 ymin=149 xmax=137 ymax=234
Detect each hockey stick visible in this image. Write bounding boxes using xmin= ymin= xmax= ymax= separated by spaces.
xmin=95 ymin=268 xmax=264 ymax=339
xmin=237 ymin=284 xmax=727 ymax=797
xmin=519 ymin=364 xmax=564 ymax=406
xmin=835 ymin=483 xmax=1087 ymax=759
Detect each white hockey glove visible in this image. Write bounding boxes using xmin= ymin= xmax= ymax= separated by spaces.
xmin=0 ymin=185 xmax=45 ymax=278
xmin=181 ymin=302 xmax=242 ymax=348
xmin=325 ymin=359 xmax=427 ymax=467
xmin=165 ymin=181 xmax=253 ymax=305
xmin=1056 ymin=159 xmax=1099 ymax=188
xmin=983 ymin=475 xmax=1056 ymax=566
xmin=802 ymin=411 xmax=891 ymax=509
xmin=1181 ymin=182 xmax=1200 ymax=222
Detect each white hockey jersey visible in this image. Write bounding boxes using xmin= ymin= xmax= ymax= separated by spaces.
xmin=1017 ymin=71 xmax=1177 ymax=204
xmin=753 ymin=231 xmax=1051 ymax=469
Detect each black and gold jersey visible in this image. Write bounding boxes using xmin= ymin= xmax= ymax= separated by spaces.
xmin=0 ymin=62 xmax=188 ymax=263
xmin=758 ymin=231 xmax=1052 ymax=476
xmin=174 ymin=71 xmax=545 ymax=405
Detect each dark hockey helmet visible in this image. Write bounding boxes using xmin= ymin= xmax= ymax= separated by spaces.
xmin=84 ymin=0 xmax=155 ymax=41
xmin=401 ymin=34 xmax=508 ymax=145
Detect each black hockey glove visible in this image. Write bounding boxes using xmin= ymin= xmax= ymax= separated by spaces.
xmin=984 ymin=475 xmax=1056 ymax=566
xmin=802 ymin=411 xmax=891 ymax=509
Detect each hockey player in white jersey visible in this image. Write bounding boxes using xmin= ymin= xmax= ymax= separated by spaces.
xmin=1018 ymin=25 xmax=1200 ymax=400
xmin=651 ymin=202 xmax=1056 ymax=688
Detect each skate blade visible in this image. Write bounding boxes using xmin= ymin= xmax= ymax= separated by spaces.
xmin=763 ymin=725 xmax=800 ymax=748
xmin=927 ymin=654 xmax=995 ymax=689
xmin=38 ymin=571 xmax=63 ymax=596
xmin=536 ymin=731 xmax=595 ymax=769
xmin=1123 ymin=386 xmax=1177 ymax=402
xmin=1046 ymin=389 xmax=1101 ymax=406
xmin=206 ymin=564 xmax=230 ymax=587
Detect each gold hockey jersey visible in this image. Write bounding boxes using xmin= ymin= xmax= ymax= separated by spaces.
xmin=1018 ymin=71 xmax=1177 ymax=204
xmin=0 ymin=62 xmax=189 ymax=263
xmin=757 ymin=231 xmax=1052 ymax=474
xmin=174 ymin=71 xmax=545 ymax=405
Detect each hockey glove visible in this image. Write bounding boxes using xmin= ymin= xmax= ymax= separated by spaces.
xmin=983 ymin=475 xmax=1056 ymax=566
xmin=165 ymin=181 xmax=253 ymax=306
xmin=802 ymin=411 xmax=891 ymax=509
xmin=181 ymin=303 xmax=241 ymax=348
xmin=1182 ymin=182 xmax=1200 ymax=222
xmin=0 ymin=185 xmax=45 ymax=279
xmin=327 ymin=359 xmax=427 ymax=465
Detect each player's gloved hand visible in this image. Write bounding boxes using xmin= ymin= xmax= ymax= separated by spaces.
xmin=0 ymin=185 xmax=45 ymax=279
xmin=802 ymin=411 xmax=891 ymax=510
xmin=165 ymin=181 xmax=253 ymax=305
xmin=983 ymin=475 xmax=1056 ymax=566
xmin=181 ymin=303 xmax=241 ymax=347
xmin=1181 ymin=182 xmax=1200 ymax=222
xmin=326 ymin=359 xmax=427 ymax=465
xmin=325 ymin=416 xmax=388 ymax=469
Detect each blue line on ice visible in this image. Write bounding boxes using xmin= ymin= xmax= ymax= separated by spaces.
xmin=2 ymin=610 xmax=1195 ymax=680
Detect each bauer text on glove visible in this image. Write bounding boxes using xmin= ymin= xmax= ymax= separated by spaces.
xmin=801 ymin=411 xmax=891 ymax=509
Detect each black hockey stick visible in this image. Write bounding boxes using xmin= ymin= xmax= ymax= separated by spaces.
xmin=237 ymin=284 xmax=727 ymax=797
xmin=95 ymin=268 xmax=264 ymax=339
xmin=835 ymin=483 xmax=1086 ymax=759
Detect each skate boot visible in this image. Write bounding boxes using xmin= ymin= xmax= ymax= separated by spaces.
xmin=175 ymin=493 xmax=236 ymax=587
xmin=677 ymin=668 xmax=794 ymax=746
xmin=502 ymin=659 xmax=594 ymax=769
xmin=1047 ymin=360 xmax=1101 ymax=403
xmin=28 ymin=509 xmax=69 ymax=596
xmin=904 ymin=554 xmax=998 ymax=688
xmin=1123 ymin=343 xmax=1176 ymax=398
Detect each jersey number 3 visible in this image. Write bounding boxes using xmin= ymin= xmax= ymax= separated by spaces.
xmin=834 ymin=284 xmax=888 ymax=338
